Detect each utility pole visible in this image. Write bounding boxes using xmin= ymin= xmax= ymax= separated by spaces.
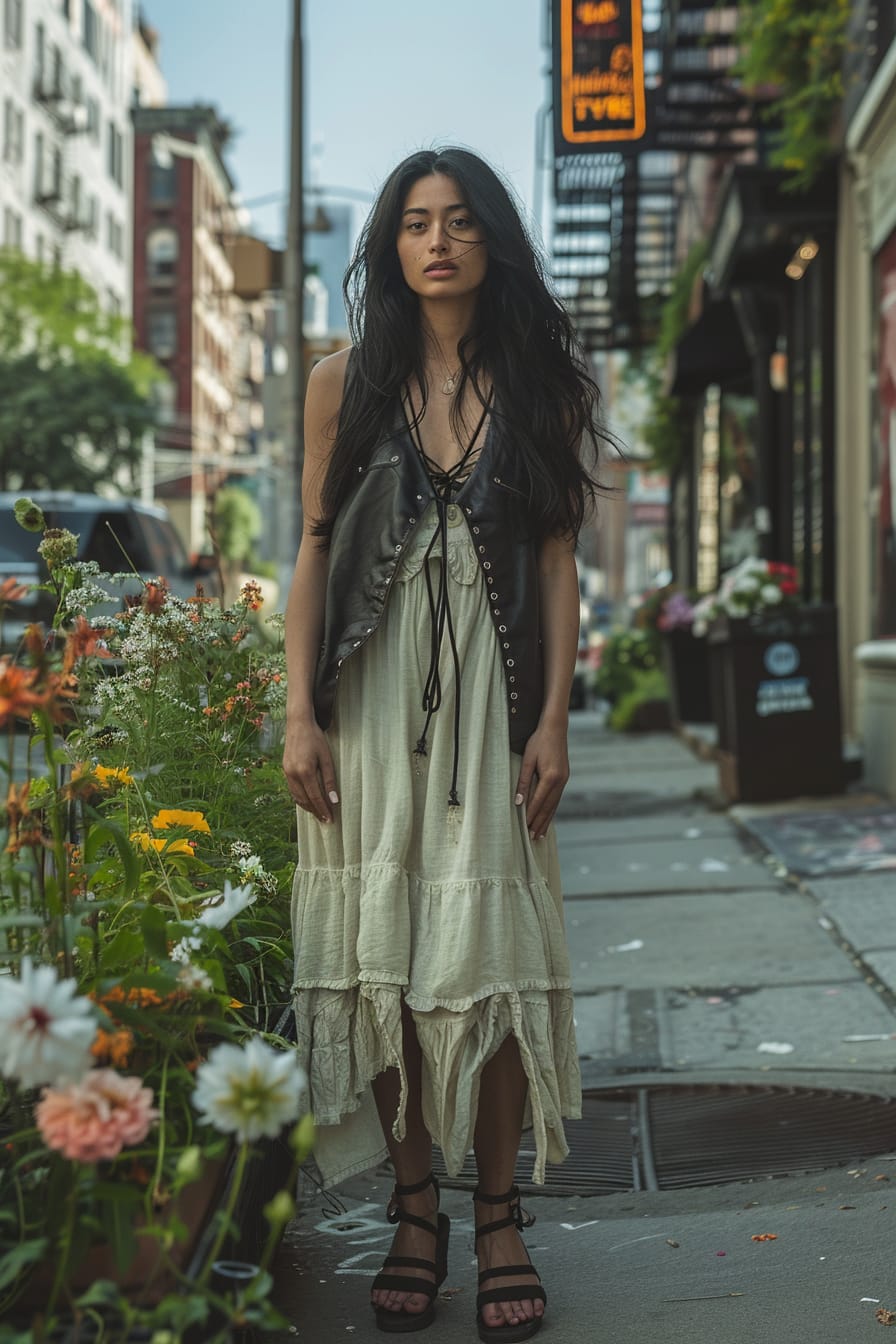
xmin=283 ymin=0 xmax=304 ymax=566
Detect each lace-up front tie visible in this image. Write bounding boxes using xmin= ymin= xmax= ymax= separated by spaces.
xmin=403 ymin=389 xmax=492 ymax=811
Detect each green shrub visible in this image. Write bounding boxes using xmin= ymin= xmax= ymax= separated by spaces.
xmin=609 ymin=668 xmax=671 ymax=732
xmin=594 ymin=629 xmax=660 ymax=703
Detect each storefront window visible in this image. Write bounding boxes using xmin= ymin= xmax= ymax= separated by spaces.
xmin=718 ymin=393 xmax=759 ymax=570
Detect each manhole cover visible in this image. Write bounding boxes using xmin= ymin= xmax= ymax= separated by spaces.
xmin=432 ymin=1084 xmax=896 ymax=1195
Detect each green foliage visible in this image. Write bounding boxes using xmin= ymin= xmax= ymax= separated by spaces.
xmin=0 ymin=505 xmax=303 ymax=1335
xmin=594 ymin=629 xmax=660 ymax=703
xmin=640 ymin=241 xmax=709 ymax=474
xmin=0 ymin=253 xmax=160 ymax=492
xmin=736 ymin=0 xmax=850 ymax=190
xmin=608 ymin=668 xmax=670 ymax=732
xmin=213 ymin=485 xmax=263 ymax=565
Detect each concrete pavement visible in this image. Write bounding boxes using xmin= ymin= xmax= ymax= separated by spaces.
xmin=270 ymin=714 xmax=896 ymax=1343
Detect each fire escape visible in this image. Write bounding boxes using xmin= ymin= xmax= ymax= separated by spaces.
xmin=550 ymin=0 xmax=764 ymax=353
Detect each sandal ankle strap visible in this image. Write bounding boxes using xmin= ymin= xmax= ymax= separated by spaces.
xmin=393 ymin=1170 xmax=440 ymax=1198
xmin=472 ymin=1184 xmax=536 ymax=1237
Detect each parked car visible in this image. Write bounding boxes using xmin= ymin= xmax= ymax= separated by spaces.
xmin=0 ymin=492 xmax=218 ymax=653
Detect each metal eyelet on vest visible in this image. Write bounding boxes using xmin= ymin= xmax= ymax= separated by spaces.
xmin=478 ymin=546 xmax=485 ymax=554
xmin=503 ymin=642 xmax=510 ymax=649
xmin=483 ymin=562 xmax=491 ymax=570
xmin=409 ymin=517 xmax=416 ymax=524
xmin=499 ymin=625 xmax=507 ymax=633
xmin=490 ymin=593 xmax=498 ymax=601
xmin=473 ymin=526 xmax=480 ymax=535
xmin=395 ymin=545 xmax=402 ymax=552
xmin=506 ymin=658 xmax=515 ymax=667
xmin=510 ymin=692 xmax=518 ymax=701
xmin=465 ymin=506 xmax=472 ymax=514
xmin=511 ymin=707 xmax=517 ymax=715
xmin=391 ymin=455 xmax=399 ymax=462
xmin=509 ymin=675 xmax=515 ymax=683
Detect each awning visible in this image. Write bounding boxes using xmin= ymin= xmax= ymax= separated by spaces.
xmin=666 ymin=294 xmax=751 ymax=397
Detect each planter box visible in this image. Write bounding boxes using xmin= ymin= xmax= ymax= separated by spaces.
xmin=662 ymin=629 xmax=713 ymax=725
xmin=707 ymin=605 xmax=844 ymax=803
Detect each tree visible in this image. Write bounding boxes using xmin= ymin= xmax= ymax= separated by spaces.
xmin=0 ymin=252 xmax=160 ymax=492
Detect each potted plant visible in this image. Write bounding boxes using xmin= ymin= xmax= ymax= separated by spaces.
xmin=650 ymin=589 xmax=713 ymax=726
xmin=0 ymin=499 xmax=312 ymax=1341
xmin=691 ymin=558 xmax=843 ymax=802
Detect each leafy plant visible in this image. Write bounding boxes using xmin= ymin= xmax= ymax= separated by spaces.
xmin=594 ymin=629 xmax=660 ymax=704
xmin=0 ymin=498 xmax=309 ymax=1340
xmin=608 ymin=667 xmax=671 ymax=732
xmin=735 ymin=0 xmax=850 ymax=190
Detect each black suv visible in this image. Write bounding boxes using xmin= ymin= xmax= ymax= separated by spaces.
xmin=0 ymin=492 xmax=217 ymax=653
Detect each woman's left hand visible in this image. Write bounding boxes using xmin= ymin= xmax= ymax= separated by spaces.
xmin=515 ymin=720 xmax=570 ymax=840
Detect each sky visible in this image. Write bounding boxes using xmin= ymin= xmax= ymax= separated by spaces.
xmin=142 ymin=0 xmax=549 ymax=249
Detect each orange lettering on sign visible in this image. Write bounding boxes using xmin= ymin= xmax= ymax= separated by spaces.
xmin=576 ymin=1 xmax=620 ymax=24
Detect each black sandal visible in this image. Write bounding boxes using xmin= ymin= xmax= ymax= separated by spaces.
xmin=474 ymin=1185 xmax=546 ymax=1342
xmin=371 ymin=1171 xmax=451 ymax=1333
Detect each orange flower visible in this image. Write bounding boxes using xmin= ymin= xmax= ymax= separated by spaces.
xmin=142 ymin=579 xmax=169 ymax=614
xmin=41 ymin=670 xmax=79 ymax=724
xmin=95 ymin=985 xmax=163 ymax=1011
xmin=0 ymin=659 xmax=46 ymax=726
xmin=0 ymin=576 xmax=28 ymax=603
xmin=90 ymin=1026 xmax=135 ymax=1067
xmin=62 ymin=615 xmax=110 ymax=672
xmin=4 ymin=780 xmax=44 ymax=854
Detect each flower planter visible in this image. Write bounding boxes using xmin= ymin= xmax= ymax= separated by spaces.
xmin=662 ymin=629 xmax=713 ymax=725
xmin=707 ymin=605 xmax=844 ymax=803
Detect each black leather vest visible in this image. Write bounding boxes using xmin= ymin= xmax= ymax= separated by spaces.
xmin=313 ymin=409 xmax=544 ymax=755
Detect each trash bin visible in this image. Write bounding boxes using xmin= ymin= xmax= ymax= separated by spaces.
xmin=707 ymin=605 xmax=844 ymax=803
xmin=662 ymin=629 xmax=713 ymax=725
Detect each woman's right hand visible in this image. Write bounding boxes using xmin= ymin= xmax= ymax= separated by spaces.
xmin=283 ymin=720 xmax=339 ymax=823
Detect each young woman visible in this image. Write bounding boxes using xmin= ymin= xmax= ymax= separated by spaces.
xmin=283 ymin=147 xmax=604 ymax=1341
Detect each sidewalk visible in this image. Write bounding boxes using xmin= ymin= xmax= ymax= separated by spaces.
xmin=269 ymin=715 xmax=896 ymax=1343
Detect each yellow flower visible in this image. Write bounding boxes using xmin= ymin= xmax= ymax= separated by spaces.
xmin=150 ymin=809 xmax=211 ymax=834
xmin=131 ymin=831 xmax=195 ymax=857
xmin=95 ymin=764 xmax=135 ymax=788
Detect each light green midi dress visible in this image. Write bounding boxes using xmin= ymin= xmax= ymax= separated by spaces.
xmin=291 ymin=500 xmax=582 ymax=1188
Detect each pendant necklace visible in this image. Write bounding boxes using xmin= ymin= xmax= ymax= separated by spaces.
xmin=434 ymin=346 xmax=460 ymax=395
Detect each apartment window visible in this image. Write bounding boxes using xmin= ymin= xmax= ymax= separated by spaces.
xmin=33 ymin=130 xmax=43 ymax=196
xmin=86 ymin=194 xmax=98 ymax=239
xmin=62 ymin=0 xmax=72 ymax=19
xmin=50 ymin=45 xmax=65 ymax=99
xmin=35 ymin=22 xmax=45 ymax=87
xmin=2 ymin=207 xmax=22 ymax=250
xmin=147 ymin=309 xmax=177 ymax=360
xmin=70 ymin=172 xmax=81 ymax=224
xmin=106 ymin=120 xmax=123 ymax=187
xmin=2 ymin=99 xmax=24 ymax=165
xmin=4 ymin=0 xmax=23 ymax=50
xmin=146 ymin=226 xmax=178 ymax=283
xmin=35 ymin=232 xmax=44 ymax=261
xmin=86 ymin=96 xmax=99 ymax=143
xmin=50 ymin=146 xmax=62 ymax=199
xmin=83 ymin=0 xmax=98 ymax=62
xmin=149 ymin=157 xmax=176 ymax=205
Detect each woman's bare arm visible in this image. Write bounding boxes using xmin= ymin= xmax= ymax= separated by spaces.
xmin=515 ymin=533 xmax=579 ymax=839
xmin=282 ymin=348 xmax=350 ymax=823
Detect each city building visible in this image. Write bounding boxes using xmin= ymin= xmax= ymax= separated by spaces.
xmin=1 ymin=0 xmax=134 ymax=313
xmin=836 ymin=1 xmax=896 ymax=792
xmin=131 ymin=102 xmax=251 ymax=555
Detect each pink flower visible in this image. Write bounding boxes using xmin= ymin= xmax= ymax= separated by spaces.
xmin=36 ymin=1068 xmax=159 ymax=1163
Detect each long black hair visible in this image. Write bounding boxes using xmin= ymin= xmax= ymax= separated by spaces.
xmin=314 ymin=146 xmax=610 ymax=545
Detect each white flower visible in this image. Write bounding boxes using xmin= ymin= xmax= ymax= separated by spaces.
xmin=196 ymin=880 xmax=256 ymax=931
xmin=760 ymin=584 xmax=783 ymax=605
xmin=192 ymin=1036 xmax=306 ymax=1141
xmin=176 ymin=963 xmax=214 ymax=994
xmin=0 ymin=958 xmax=97 ymax=1088
xmin=237 ymin=854 xmax=262 ymax=874
xmin=732 ymin=575 xmax=760 ymax=593
xmin=171 ymin=932 xmax=202 ymax=963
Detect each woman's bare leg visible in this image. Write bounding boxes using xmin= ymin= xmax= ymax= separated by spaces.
xmin=370 ymin=997 xmax=439 ymax=1317
xmin=473 ymin=1034 xmax=545 ymax=1330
